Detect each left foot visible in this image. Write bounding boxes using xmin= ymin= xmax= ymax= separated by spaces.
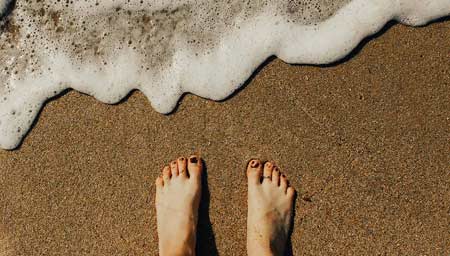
xmin=155 ymin=155 xmax=203 ymax=256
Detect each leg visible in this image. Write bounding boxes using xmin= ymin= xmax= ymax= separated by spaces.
xmin=246 ymin=159 xmax=295 ymax=256
xmin=155 ymin=155 xmax=203 ymax=256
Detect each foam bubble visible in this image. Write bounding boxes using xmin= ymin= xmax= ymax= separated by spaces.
xmin=0 ymin=0 xmax=449 ymax=149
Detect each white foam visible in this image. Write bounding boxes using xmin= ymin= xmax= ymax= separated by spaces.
xmin=0 ymin=0 xmax=448 ymax=150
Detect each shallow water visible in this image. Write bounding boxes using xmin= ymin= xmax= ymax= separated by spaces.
xmin=0 ymin=0 xmax=449 ymax=150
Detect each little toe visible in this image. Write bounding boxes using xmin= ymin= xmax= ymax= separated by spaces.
xmin=187 ymin=155 xmax=203 ymax=181
xmin=263 ymin=161 xmax=274 ymax=184
xmin=162 ymin=166 xmax=171 ymax=183
xmin=170 ymin=160 xmax=179 ymax=177
xmin=287 ymin=187 xmax=295 ymax=198
xmin=272 ymin=166 xmax=281 ymax=186
xmin=177 ymin=157 xmax=188 ymax=178
xmin=280 ymin=174 xmax=288 ymax=192
xmin=247 ymin=159 xmax=263 ymax=185
xmin=155 ymin=176 xmax=164 ymax=189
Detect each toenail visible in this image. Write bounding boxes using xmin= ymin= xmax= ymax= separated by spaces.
xmin=250 ymin=160 xmax=259 ymax=168
xmin=266 ymin=162 xmax=272 ymax=167
xmin=274 ymin=167 xmax=279 ymax=172
xmin=180 ymin=157 xmax=185 ymax=161
xmin=190 ymin=156 xmax=198 ymax=163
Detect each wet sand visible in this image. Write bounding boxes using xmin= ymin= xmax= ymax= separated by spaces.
xmin=0 ymin=20 xmax=449 ymax=255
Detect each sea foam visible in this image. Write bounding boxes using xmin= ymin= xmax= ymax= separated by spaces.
xmin=0 ymin=0 xmax=448 ymax=150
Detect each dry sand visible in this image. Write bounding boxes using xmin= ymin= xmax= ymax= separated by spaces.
xmin=0 ymin=20 xmax=449 ymax=255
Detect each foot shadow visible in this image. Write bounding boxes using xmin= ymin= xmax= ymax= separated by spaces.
xmin=284 ymin=193 xmax=298 ymax=256
xmin=195 ymin=161 xmax=219 ymax=256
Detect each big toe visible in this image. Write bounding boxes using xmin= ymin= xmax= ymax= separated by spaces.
xmin=187 ymin=155 xmax=202 ymax=180
xmin=247 ymin=159 xmax=262 ymax=185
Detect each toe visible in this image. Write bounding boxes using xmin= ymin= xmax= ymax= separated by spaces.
xmin=187 ymin=155 xmax=202 ymax=181
xmin=155 ymin=176 xmax=164 ymax=190
xmin=162 ymin=166 xmax=171 ymax=183
xmin=170 ymin=160 xmax=178 ymax=177
xmin=177 ymin=157 xmax=188 ymax=178
xmin=263 ymin=161 xmax=274 ymax=184
xmin=280 ymin=174 xmax=288 ymax=192
xmin=247 ymin=159 xmax=262 ymax=185
xmin=272 ymin=166 xmax=280 ymax=186
xmin=287 ymin=187 xmax=295 ymax=198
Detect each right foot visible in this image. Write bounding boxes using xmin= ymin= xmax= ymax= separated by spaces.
xmin=155 ymin=155 xmax=203 ymax=256
xmin=246 ymin=159 xmax=295 ymax=256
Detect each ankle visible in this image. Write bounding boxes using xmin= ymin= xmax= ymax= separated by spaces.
xmin=248 ymin=240 xmax=285 ymax=256
xmin=247 ymin=246 xmax=276 ymax=256
xmin=160 ymin=243 xmax=195 ymax=256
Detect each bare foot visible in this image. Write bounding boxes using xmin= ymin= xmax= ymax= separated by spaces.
xmin=246 ymin=159 xmax=295 ymax=256
xmin=155 ymin=155 xmax=203 ymax=256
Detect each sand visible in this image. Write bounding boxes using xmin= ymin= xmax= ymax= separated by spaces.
xmin=0 ymin=20 xmax=449 ymax=255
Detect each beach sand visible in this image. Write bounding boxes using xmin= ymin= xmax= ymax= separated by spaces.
xmin=0 ymin=20 xmax=449 ymax=255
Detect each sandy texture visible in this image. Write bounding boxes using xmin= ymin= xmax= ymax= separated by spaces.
xmin=0 ymin=20 xmax=449 ymax=256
